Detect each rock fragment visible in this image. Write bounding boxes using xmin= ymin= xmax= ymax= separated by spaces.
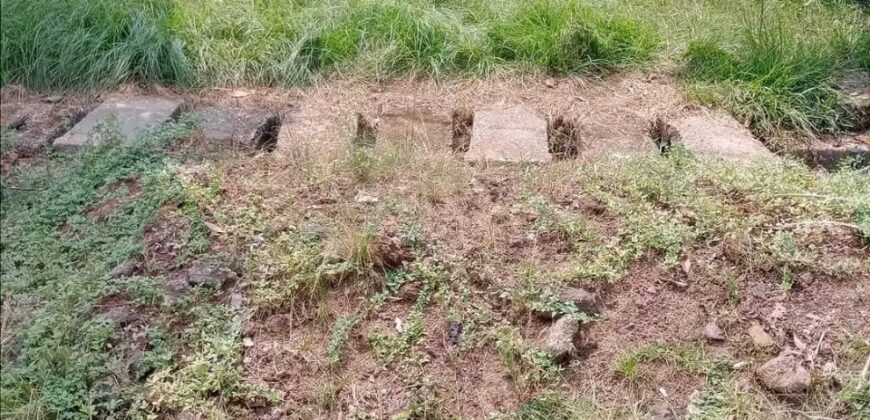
xmin=704 ymin=321 xmax=726 ymax=342
xmin=354 ymin=192 xmax=379 ymax=204
xmin=747 ymin=323 xmax=775 ymax=348
xmin=108 ymin=259 xmax=137 ymax=279
xmin=558 ymin=287 xmax=599 ymax=314
xmin=96 ymin=305 xmax=135 ymax=327
xmin=187 ymin=258 xmax=237 ymax=288
xmin=756 ymin=353 xmax=811 ymax=394
xmin=543 ymin=315 xmax=580 ymax=362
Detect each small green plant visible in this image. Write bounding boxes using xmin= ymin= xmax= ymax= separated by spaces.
xmin=686 ymin=365 xmax=761 ymax=419
xmin=346 ymin=144 xmax=378 ymax=183
xmin=780 ymin=265 xmax=794 ymax=293
xmin=614 ymin=343 xmax=716 ymax=385
xmin=369 ymin=312 xmax=425 ymax=363
xmin=838 ymin=374 xmax=870 ymax=414
xmin=327 ymin=316 xmax=359 ymax=365
xmin=725 ymin=275 xmax=741 ymax=306
xmin=513 ymin=286 xmax=594 ymax=322
xmin=527 ymin=196 xmax=591 ymax=244
xmin=248 ymin=232 xmax=330 ymax=310
xmin=313 ymin=375 xmax=345 ymax=411
xmin=494 ymin=326 xmax=562 ymax=388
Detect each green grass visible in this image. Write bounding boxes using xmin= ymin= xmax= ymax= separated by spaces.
xmin=613 ymin=343 xmax=718 ymax=384
xmin=3 ymin=0 xmax=867 ymax=136
xmin=680 ymin=18 xmax=861 ymax=136
xmin=486 ymin=0 xmax=656 ymax=73
xmin=0 ymin=0 xmax=656 ymax=89
xmin=0 ymin=0 xmax=190 ymax=90
xmin=627 ymin=0 xmax=868 ymax=136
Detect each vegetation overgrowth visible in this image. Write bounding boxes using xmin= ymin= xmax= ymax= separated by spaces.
xmin=2 ymin=0 xmax=867 ymax=133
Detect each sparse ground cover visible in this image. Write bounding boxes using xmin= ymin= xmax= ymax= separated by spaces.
xmin=1 ymin=102 xmax=868 ymax=417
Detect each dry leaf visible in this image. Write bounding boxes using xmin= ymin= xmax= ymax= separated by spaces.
xmin=204 ymin=221 xmax=226 ymax=234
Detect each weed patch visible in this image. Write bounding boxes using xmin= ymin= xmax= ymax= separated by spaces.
xmin=0 ymin=122 xmax=203 ymax=417
xmin=494 ymin=326 xmax=562 ymax=389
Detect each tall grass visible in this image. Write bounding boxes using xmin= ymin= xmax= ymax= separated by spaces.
xmin=0 ymin=0 xmax=189 ymax=89
xmin=681 ymin=26 xmax=851 ymax=135
xmin=1 ymin=0 xmax=655 ymax=88
xmin=670 ymin=0 xmax=868 ymax=135
xmin=1 ymin=0 xmax=867 ymax=136
xmin=488 ymin=0 xmax=656 ymax=72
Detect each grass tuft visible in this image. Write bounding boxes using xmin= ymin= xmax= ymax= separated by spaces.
xmin=488 ymin=0 xmax=656 ymax=73
xmin=679 ymin=6 xmax=864 ymax=135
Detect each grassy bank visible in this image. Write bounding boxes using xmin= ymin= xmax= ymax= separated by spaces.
xmin=0 ymin=0 xmax=655 ymax=89
xmin=2 ymin=0 xmax=867 ymax=136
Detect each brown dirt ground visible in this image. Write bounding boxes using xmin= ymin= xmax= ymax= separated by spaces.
xmin=208 ymin=142 xmax=867 ymax=417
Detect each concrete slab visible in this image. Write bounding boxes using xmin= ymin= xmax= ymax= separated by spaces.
xmin=1 ymin=102 xmax=88 ymax=151
xmin=465 ymin=105 xmax=551 ymax=163
xmin=188 ymin=106 xmax=276 ymax=147
xmin=793 ymin=131 xmax=869 ymax=169
xmin=53 ymin=96 xmax=181 ymax=149
xmin=669 ymin=110 xmax=777 ymax=163
xmin=837 ymin=72 xmax=870 ymax=130
xmin=379 ymin=109 xmax=452 ymax=152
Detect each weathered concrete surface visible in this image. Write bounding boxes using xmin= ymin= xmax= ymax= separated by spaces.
xmin=669 ymin=110 xmax=777 ymax=163
xmin=53 ymin=96 xmax=181 ymax=149
xmin=793 ymin=139 xmax=870 ymax=169
xmin=188 ymin=106 xmax=276 ymax=147
xmin=465 ymin=105 xmax=551 ymax=163
xmin=837 ymin=72 xmax=870 ymax=130
xmin=379 ymin=110 xmax=452 ymax=151
xmin=1 ymin=101 xmax=88 ymax=151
